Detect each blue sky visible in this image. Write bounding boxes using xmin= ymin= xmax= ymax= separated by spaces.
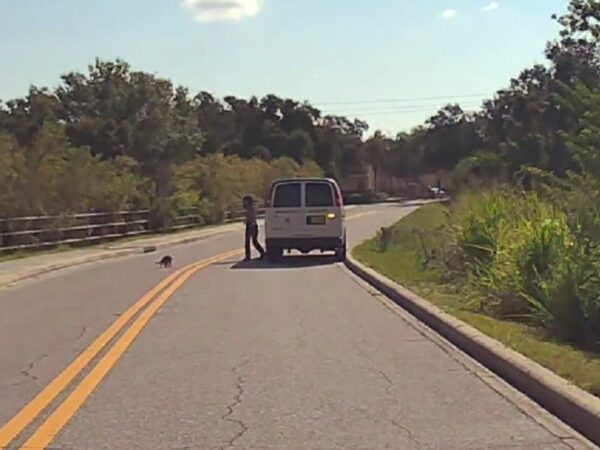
xmin=0 ymin=0 xmax=568 ymax=133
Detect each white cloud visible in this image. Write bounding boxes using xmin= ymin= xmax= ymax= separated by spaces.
xmin=442 ymin=9 xmax=458 ymax=19
xmin=482 ymin=2 xmax=500 ymax=12
xmin=183 ymin=0 xmax=263 ymax=22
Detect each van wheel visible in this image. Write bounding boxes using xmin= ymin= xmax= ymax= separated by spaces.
xmin=267 ymin=246 xmax=283 ymax=262
xmin=335 ymin=243 xmax=347 ymax=262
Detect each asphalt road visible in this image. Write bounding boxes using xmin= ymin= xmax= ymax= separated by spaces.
xmin=0 ymin=204 xmax=595 ymax=450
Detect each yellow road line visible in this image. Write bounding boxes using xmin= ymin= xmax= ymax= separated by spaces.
xmin=20 ymin=249 xmax=241 ymax=450
xmin=0 ymin=248 xmax=240 ymax=449
xmin=351 ymin=211 xmax=375 ymax=219
xmin=4 ymin=211 xmax=377 ymax=449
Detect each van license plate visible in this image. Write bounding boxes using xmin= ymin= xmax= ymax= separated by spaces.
xmin=307 ymin=215 xmax=326 ymax=225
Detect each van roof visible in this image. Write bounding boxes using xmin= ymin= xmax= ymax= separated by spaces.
xmin=271 ymin=177 xmax=338 ymax=185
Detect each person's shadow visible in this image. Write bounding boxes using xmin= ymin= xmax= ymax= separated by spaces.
xmin=224 ymin=254 xmax=338 ymax=270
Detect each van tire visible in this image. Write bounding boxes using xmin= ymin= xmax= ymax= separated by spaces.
xmin=335 ymin=243 xmax=347 ymax=262
xmin=267 ymin=245 xmax=283 ymax=262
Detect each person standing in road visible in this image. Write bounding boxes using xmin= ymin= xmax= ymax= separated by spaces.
xmin=243 ymin=195 xmax=265 ymax=261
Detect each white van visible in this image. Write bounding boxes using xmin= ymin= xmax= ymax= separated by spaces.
xmin=264 ymin=178 xmax=346 ymax=262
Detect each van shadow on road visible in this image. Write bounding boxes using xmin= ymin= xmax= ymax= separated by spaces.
xmin=214 ymin=254 xmax=339 ymax=270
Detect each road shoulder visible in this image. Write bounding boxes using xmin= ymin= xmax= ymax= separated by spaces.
xmin=0 ymin=223 xmax=243 ymax=289
xmin=345 ymin=252 xmax=600 ymax=448
xmin=0 ymin=205 xmax=368 ymax=290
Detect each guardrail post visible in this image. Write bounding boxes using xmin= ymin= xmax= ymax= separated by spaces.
xmin=0 ymin=204 xmax=264 ymax=253
xmin=0 ymin=218 xmax=8 ymax=251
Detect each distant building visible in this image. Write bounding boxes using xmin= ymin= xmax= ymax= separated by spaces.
xmin=340 ymin=165 xmax=452 ymax=198
xmin=339 ymin=166 xmax=375 ymax=194
xmin=376 ymin=171 xmax=452 ymax=197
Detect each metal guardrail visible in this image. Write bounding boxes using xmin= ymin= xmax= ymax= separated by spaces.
xmin=0 ymin=207 xmax=265 ymax=253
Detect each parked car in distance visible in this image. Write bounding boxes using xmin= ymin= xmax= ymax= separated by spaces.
xmin=264 ymin=178 xmax=346 ymax=262
xmin=428 ymin=186 xmax=446 ymax=199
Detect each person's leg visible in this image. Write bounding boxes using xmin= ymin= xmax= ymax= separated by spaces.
xmin=251 ymin=224 xmax=265 ymax=257
xmin=244 ymin=224 xmax=252 ymax=260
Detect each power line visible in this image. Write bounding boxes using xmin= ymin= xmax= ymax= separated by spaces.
xmin=314 ymin=93 xmax=491 ymax=106
xmin=321 ymin=100 xmax=482 ymax=115
xmin=347 ymin=106 xmax=481 ymax=117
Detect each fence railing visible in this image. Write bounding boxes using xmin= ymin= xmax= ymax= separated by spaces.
xmin=0 ymin=207 xmax=265 ymax=253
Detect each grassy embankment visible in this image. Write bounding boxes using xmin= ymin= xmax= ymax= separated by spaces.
xmin=354 ymin=203 xmax=600 ymax=396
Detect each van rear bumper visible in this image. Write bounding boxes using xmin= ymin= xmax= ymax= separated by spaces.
xmin=266 ymin=237 xmax=343 ymax=252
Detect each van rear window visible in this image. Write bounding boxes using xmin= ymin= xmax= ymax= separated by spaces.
xmin=273 ymin=183 xmax=301 ymax=208
xmin=306 ymin=182 xmax=334 ymax=207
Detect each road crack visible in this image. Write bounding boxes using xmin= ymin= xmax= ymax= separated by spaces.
xmin=1 ymin=352 xmax=49 ymax=390
xmin=73 ymin=325 xmax=88 ymax=343
xmin=20 ymin=351 xmax=50 ymax=383
xmin=20 ymin=365 xmax=39 ymax=383
xmin=20 ymin=353 xmax=49 ymax=380
xmin=296 ymin=311 xmax=310 ymax=349
xmin=219 ymin=376 xmax=249 ymax=450
xmin=354 ymin=340 xmax=395 ymax=386
xmin=353 ymin=405 xmax=420 ymax=448
xmin=366 ymin=366 xmax=393 ymax=385
xmin=390 ymin=413 xmax=420 ymax=447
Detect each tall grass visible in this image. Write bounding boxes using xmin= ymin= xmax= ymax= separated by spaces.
xmin=449 ymin=188 xmax=600 ymax=351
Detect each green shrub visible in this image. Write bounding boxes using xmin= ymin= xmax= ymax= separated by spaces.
xmin=448 ymin=187 xmax=600 ymax=351
xmin=452 ymin=190 xmax=511 ymax=270
xmin=522 ymin=244 xmax=600 ymax=349
xmin=170 ymin=154 xmax=323 ymax=225
xmin=516 ymin=217 xmax=572 ymax=307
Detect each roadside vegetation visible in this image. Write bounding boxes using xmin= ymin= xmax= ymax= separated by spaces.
xmin=0 ymin=59 xmax=372 ymax=226
xmin=354 ymin=203 xmax=600 ymax=397
xmin=0 ymin=121 xmax=322 ymax=226
xmin=2 ymin=1 xmax=595 ymax=229
xmin=355 ymin=0 xmax=600 ymax=395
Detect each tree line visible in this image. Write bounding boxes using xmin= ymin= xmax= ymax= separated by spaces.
xmin=0 ymin=0 xmax=598 ymax=225
xmin=363 ymin=0 xmax=599 ymax=189
xmin=359 ymin=1 xmax=600 ymax=360
xmin=430 ymin=1 xmax=600 ymax=355
xmin=0 ymin=61 xmax=370 ymax=222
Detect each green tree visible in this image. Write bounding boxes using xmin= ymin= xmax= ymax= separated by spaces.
xmin=287 ymin=130 xmax=314 ymax=164
xmin=548 ymin=0 xmax=600 ymax=85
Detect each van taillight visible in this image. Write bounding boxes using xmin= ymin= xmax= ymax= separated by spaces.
xmin=334 ymin=186 xmax=342 ymax=207
xmin=266 ymin=184 xmax=275 ymax=207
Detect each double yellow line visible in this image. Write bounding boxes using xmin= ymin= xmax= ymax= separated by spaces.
xmin=0 ymin=248 xmax=241 ymax=450
xmin=1 ymin=209 xmax=375 ymax=449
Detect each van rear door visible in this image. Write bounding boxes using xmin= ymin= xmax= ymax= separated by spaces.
xmin=304 ymin=181 xmax=342 ymax=236
xmin=268 ymin=182 xmax=305 ymax=237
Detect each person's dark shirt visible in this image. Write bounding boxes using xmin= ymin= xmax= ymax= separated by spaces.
xmin=245 ymin=205 xmax=257 ymax=225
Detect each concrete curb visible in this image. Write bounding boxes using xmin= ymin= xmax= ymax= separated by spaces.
xmin=105 ymin=224 xmax=242 ymax=252
xmin=0 ymin=224 xmax=242 ymax=289
xmin=345 ymin=253 xmax=600 ymax=446
xmin=0 ymin=249 xmax=138 ymax=289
